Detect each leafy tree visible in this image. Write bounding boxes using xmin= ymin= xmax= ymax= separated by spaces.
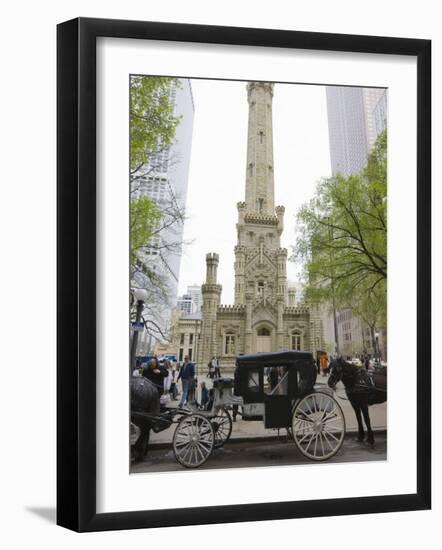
xmin=351 ymin=283 xmax=386 ymax=351
xmin=129 ymin=76 xmax=187 ymax=340
xmin=293 ymin=130 xmax=387 ymax=323
xmin=130 ymin=76 xmax=181 ymax=176
xmin=130 ymin=195 xmax=162 ymax=266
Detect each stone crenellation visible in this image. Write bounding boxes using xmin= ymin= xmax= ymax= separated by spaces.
xmin=243 ymin=213 xmax=279 ymax=226
xmin=276 ymin=247 xmax=288 ymax=256
xmin=218 ymin=305 xmax=246 ymax=312
xmin=284 ymin=306 xmax=310 ymax=314
xmin=201 ymin=283 xmax=222 ymax=293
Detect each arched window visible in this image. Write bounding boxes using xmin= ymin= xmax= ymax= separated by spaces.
xmin=291 ymin=331 xmax=302 ymax=351
xmin=257 ymin=327 xmax=271 ymax=336
xmin=225 ymin=332 xmax=235 ymax=355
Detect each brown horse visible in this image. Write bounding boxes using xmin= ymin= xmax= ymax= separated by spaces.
xmin=328 ymin=357 xmax=387 ymax=446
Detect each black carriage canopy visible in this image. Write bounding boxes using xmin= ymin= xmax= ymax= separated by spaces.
xmin=234 ymin=350 xmax=316 ymax=397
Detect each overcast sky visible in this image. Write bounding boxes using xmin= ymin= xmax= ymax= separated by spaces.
xmin=177 ymin=79 xmax=332 ymax=304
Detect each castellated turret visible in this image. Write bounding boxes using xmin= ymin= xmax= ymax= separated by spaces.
xmin=275 ymin=205 xmax=285 ymax=235
xmin=201 ymin=253 xmax=222 ymax=362
xmin=204 ymin=252 xmax=220 ymax=285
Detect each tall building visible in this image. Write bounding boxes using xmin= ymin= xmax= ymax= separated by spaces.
xmin=177 ymin=294 xmax=195 ymax=316
xmin=186 ymin=285 xmax=202 ymax=312
xmin=132 ymin=79 xmax=195 ymax=338
xmin=174 ymin=82 xmax=323 ymax=372
xmin=326 ymin=85 xmax=387 ymax=358
xmin=177 ymin=285 xmax=202 ymax=316
xmin=326 ymin=86 xmax=387 ymax=177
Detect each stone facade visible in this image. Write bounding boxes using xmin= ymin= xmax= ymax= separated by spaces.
xmin=177 ymin=82 xmax=323 ymax=373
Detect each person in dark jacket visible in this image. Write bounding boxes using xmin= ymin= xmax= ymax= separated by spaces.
xmin=177 ymin=355 xmax=195 ymax=408
xmin=142 ymin=357 xmax=168 ymax=395
xmin=364 ymin=355 xmax=370 ymax=370
xmin=199 ymin=381 xmax=209 ymax=410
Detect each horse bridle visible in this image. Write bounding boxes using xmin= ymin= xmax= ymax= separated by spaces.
xmin=328 ymin=360 xmax=342 ymax=389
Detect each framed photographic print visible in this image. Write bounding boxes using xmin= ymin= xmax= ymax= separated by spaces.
xmin=57 ymin=17 xmax=431 ymax=532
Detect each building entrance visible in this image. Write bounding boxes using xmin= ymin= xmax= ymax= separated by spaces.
xmin=256 ymin=327 xmax=272 ymax=353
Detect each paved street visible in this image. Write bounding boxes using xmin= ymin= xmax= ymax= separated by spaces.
xmin=131 ymin=433 xmax=386 ymax=473
xmin=131 ymin=372 xmax=387 ymax=474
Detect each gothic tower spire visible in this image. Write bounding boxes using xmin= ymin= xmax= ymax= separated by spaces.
xmin=234 ymin=82 xmax=286 ymax=309
xmin=245 ymin=82 xmax=275 ymax=215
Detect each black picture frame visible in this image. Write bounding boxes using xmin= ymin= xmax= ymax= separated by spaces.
xmin=57 ymin=17 xmax=431 ymax=532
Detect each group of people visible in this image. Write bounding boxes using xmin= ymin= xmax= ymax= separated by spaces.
xmin=135 ymin=355 xmax=212 ymax=410
xmin=134 ymin=357 xmax=177 ymax=402
xmin=207 ymin=356 xmax=221 ymax=379
xmin=315 ymin=353 xmax=379 ymax=377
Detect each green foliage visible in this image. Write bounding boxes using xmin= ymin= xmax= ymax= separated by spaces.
xmin=130 ymin=195 xmax=162 ymax=266
xmin=129 ymin=76 xmax=188 ymax=337
xmin=130 ymin=76 xmax=181 ymax=173
xmin=294 ymin=130 xmax=387 ymax=326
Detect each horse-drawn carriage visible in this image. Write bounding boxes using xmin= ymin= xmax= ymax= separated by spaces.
xmin=131 ymin=350 xmax=346 ymax=468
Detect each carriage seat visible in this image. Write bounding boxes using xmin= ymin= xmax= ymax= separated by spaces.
xmin=212 ymin=377 xmax=234 ymax=389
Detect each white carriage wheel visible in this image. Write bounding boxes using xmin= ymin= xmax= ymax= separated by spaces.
xmin=173 ymin=414 xmax=215 ymax=468
xmin=211 ymin=409 xmax=233 ymax=449
xmin=292 ymin=392 xmax=345 ymax=461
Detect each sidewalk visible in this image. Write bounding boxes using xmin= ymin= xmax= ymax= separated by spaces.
xmin=149 ymin=373 xmax=386 ymax=447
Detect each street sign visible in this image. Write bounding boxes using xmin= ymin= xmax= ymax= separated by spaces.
xmin=131 ymin=321 xmax=144 ymax=332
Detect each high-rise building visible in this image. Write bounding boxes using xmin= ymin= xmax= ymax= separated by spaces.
xmin=132 ymin=79 xmax=195 ymax=339
xmin=326 ymin=86 xmax=387 ymax=177
xmin=185 ymin=285 xmax=202 ymax=312
xmin=177 ymin=285 xmax=202 ymax=316
xmin=326 ymin=85 xmax=387 ymax=358
xmin=177 ymin=294 xmax=195 ymax=316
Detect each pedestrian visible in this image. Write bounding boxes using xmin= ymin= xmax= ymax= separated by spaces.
xmin=208 ymin=358 xmax=214 ymax=379
xmin=133 ymin=358 xmax=142 ymax=377
xmin=188 ymin=374 xmax=197 ymax=404
xmin=161 ymin=360 xmax=173 ymax=406
xmin=200 ymin=381 xmax=209 ymax=410
xmin=320 ymin=353 xmax=328 ymax=376
xmin=169 ymin=360 xmax=179 ymax=400
xmin=142 ymin=356 xmax=168 ymax=395
xmin=177 ymin=355 xmax=195 ymax=408
xmin=213 ymin=356 xmax=221 ymax=378
xmin=364 ymin=355 xmax=370 ymax=370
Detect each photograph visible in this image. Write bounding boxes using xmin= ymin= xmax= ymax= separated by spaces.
xmin=129 ymin=76 xmax=388 ymax=473
xmin=0 ymin=0 xmax=434 ymax=540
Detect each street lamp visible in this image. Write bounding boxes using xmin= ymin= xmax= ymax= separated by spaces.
xmin=374 ymin=330 xmax=380 ymax=362
xmin=130 ymin=288 xmax=148 ymax=377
